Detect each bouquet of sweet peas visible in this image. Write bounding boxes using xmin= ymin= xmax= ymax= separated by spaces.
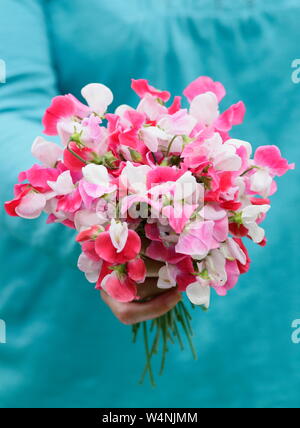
xmin=4 ymin=76 xmax=294 ymax=385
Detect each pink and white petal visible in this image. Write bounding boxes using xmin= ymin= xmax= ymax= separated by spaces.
xmin=157 ymin=265 xmax=178 ymax=289
xmin=184 ymin=76 xmax=226 ymax=103
xmin=15 ymin=192 xmax=46 ymax=219
xmin=78 ymin=253 xmax=102 ymax=283
xmin=47 ymin=170 xmax=74 ymax=195
xmin=250 ymin=169 xmax=273 ymax=197
xmin=190 ymin=92 xmax=219 ymax=127
xmin=137 ymin=94 xmax=168 ymax=121
xmin=213 ymin=217 xmax=229 ymax=243
xmin=31 ymin=136 xmax=63 ymax=167
xmin=254 ymin=145 xmax=295 ymax=177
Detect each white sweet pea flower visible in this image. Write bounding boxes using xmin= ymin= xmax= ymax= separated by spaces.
xmin=114 ymin=104 xmax=134 ymax=117
xmin=137 ymin=94 xmax=167 ymax=121
xmin=120 ymin=162 xmax=151 ymax=194
xmin=81 ymin=83 xmax=113 ymax=116
xmin=32 ymin=136 xmax=63 ymax=168
xmin=190 ymin=92 xmax=219 ymax=127
xmin=250 ymin=169 xmax=273 ymax=198
xmin=174 ymin=171 xmax=200 ymax=202
xmin=78 ymin=253 xmax=102 ymax=284
xmin=157 ymin=264 xmax=178 ymax=289
xmin=109 ymin=219 xmax=129 ymax=253
xmin=186 ymin=282 xmax=211 ymax=309
xmin=140 ymin=126 xmax=169 ymax=152
xmin=204 ymin=133 xmax=242 ymax=172
xmin=241 ymin=204 xmax=270 ymax=243
xmin=74 ymin=209 xmax=106 ymax=231
xmin=158 ymin=110 xmax=197 ymax=136
xmin=82 ymin=164 xmax=110 ymax=186
xmin=47 ymin=171 xmax=75 ymax=195
xmin=221 ymin=238 xmax=247 ymax=265
xmin=201 ymin=249 xmax=228 ymax=287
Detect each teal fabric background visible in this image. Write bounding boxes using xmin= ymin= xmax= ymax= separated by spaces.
xmin=0 ymin=0 xmax=299 ymax=408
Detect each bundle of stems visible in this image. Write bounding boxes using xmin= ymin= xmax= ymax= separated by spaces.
xmin=132 ymin=300 xmax=198 ymax=387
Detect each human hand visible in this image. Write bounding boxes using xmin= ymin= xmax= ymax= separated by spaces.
xmin=100 ymin=259 xmax=181 ymax=325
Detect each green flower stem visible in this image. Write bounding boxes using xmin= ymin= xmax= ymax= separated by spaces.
xmin=143 ymin=322 xmax=156 ymax=387
xmin=133 ymin=300 xmax=198 ymax=386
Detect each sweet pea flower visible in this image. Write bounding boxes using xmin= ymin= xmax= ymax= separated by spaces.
xmin=80 ymin=164 xmax=117 ymax=204
xmin=189 ymin=90 xmax=245 ymax=135
xmin=131 ymin=79 xmax=171 ymax=103
xmin=101 ymin=271 xmax=138 ymax=303
xmin=197 ymin=249 xmax=228 ymax=288
xmin=184 ymin=76 xmax=226 ymax=103
xmin=186 ymin=282 xmax=211 ymax=309
xmin=120 ymin=162 xmax=151 ymax=195
xmin=175 ymin=220 xmax=220 ymax=259
xmin=81 ymin=83 xmax=113 ymax=116
xmin=241 ymin=204 xmax=271 ymax=243
xmin=5 ymin=185 xmax=47 ymax=219
xmin=95 ymin=221 xmax=141 ymax=264
xmin=137 ymin=94 xmax=168 ymax=121
xmin=127 ymin=258 xmax=147 ymax=283
xmin=157 ymin=264 xmax=178 ymax=289
xmin=250 ymin=146 xmax=295 ymax=197
xmin=109 ymin=219 xmax=129 ymax=253
xmin=158 ymin=109 xmax=197 ymax=136
xmin=182 ymin=133 xmax=242 ymax=172
xmin=77 ymin=252 xmax=103 ymax=283
xmin=31 ymin=137 xmax=63 ymax=168
xmin=43 ymin=94 xmax=90 ymax=136
xmin=47 ymin=170 xmax=75 ymax=195
xmin=140 ymin=126 xmax=169 ymax=153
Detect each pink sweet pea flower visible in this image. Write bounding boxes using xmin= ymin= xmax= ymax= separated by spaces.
xmin=77 ymin=252 xmax=103 ymax=283
xmin=5 ymin=185 xmax=47 ymax=219
xmin=175 ymin=220 xmax=220 ymax=258
xmin=168 ymin=96 xmax=182 ymax=114
xmin=254 ymin=145 xmax=295 ymax=176
xmin=162 ymin=203 xmax=197 ymax=234
xmin=184 ymin=76 xmax=226 ymax=103
xmin=101 ymin=272 xmax=138 ymax=303
xmin=146 ymin=241 xmax=187 ymax=264
xmin=147 ymin=166 xmax=184 ymax=189
xmin=43 ymin=94 xmax=90 ymax=136
xmin=79 ymin=164 xmax=117 ymax=208
xmin=95 ymin=222 xmax=141 ymax=264
xmin=158 ymin=109 xmax=197 ymax=136
xmin=127 ymin=258 xmax=147 ymax=283
xmin=215 ymin=102 xmax=246 ymax=132
xmin=189 ymin=92 xmax=245 ymax=135
xmin=250 ymin=146 xmax=295 ymax=197
xmin=18 ymin=164 xmax=61 ymax=192
xmin=131 ymin=79 xmax=171 ymax=102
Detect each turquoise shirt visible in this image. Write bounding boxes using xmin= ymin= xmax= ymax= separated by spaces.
xmin=0 ymin=0 xmax=299 ymax=408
